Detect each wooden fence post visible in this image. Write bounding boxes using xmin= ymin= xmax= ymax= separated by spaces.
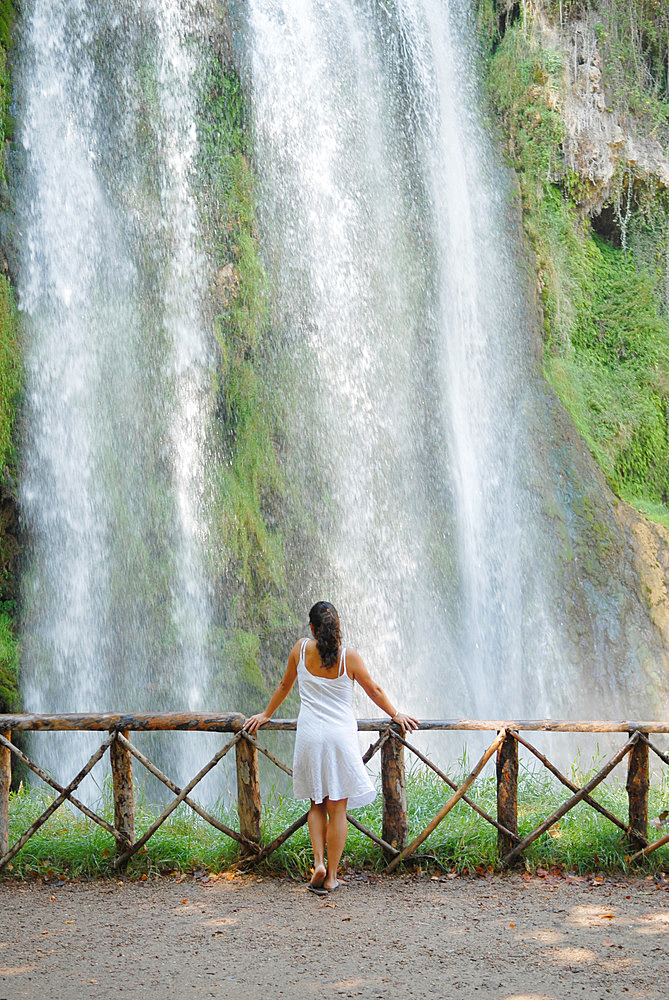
xmin=110 ymin=730 xmax=135 ymax=854
xmin=0 ymin=731 xmax=11 ymax=856
xmin=382 ymin=732 xmax=407 ymax=857
xmin=626 ymin=732 xmax=649 ymax=853
xmin=236 ymin=736 xmax=261 ymax=853
xmin=496 ymin=730 xmax=518 ymax=859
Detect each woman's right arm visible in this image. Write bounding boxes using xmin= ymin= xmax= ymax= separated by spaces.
xmin=243 ymin=641 xmax=300 ymax=735
xmin=347 ymin=649 xmax=419 ymax=734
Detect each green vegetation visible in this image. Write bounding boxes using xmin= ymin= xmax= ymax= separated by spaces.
xmin=0 ymin=4 xmax=20 ymax=713
xmin=0 ymin=273 xmax=20 ymax=488
xmin=533 ymin=2 xmax=669 ymax=128
xmin=477 ymin=2 xmax=669 ymax=519
xmin=196 ymin=57 xmax=296 ymax=704
xmin=3 ymin=754 xmax=667 ymax=878
xmin=0 ymin=1 xmax=14 ymax=154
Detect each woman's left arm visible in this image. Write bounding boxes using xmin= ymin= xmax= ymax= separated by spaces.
xmin=347 ymin=649 xmax=419 ymax=733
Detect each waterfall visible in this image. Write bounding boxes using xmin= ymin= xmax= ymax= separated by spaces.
xmin=238 ymin=0 xmax=662 ymax=722
xmin=15 ymin=0 xmax=217 ymax=786
xmin=11 ymin=0 xmax=666 ymax=795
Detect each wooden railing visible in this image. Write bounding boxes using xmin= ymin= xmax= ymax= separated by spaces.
xmin=0 ymin=714 xmax=668 ymax=871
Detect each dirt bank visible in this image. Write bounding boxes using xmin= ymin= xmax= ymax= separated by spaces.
xmin=1 ymin=871 xmax=668 ymax=999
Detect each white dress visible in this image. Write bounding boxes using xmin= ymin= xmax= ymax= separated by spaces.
xmin=292 ymin=639 xmax=376 ymax=809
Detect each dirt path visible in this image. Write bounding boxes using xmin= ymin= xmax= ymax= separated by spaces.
xmin=0 ymin=871 xmax=668 ymax=999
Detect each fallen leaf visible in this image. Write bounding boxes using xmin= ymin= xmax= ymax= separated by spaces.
xmin=181 ymin=899 xmax=189 ymax=904
xmin=602 ymin=913 xmax=616 ymax=919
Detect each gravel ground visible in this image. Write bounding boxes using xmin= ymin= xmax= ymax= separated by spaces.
xmin=0 ymin=870 xmax=668 ymax=999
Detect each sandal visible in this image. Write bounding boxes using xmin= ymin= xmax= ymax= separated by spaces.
xmin=307 ymin=883 xmax=327 ymax=896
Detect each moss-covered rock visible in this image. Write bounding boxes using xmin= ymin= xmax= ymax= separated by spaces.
xmin=477 ymin=1 xmax=669 ymax=525
xmin=0 ymin=2 xmax=19 ymax=714
xmin=195 ymin=52 xmax=297 ymax=703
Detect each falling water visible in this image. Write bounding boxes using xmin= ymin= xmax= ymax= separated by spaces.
xmin=15 ymin=0 xmax=217 ymax=785
xmin=11 ymin=0 xmax=666 ymax=798
xmin=238 ymin=0 xmax=665 ymax=724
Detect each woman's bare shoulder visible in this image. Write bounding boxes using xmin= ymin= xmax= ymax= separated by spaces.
xmin=343 ymin=646 xmax=365 ymax=674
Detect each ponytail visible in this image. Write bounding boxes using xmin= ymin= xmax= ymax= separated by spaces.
xmin=308 ymin=601 xmax=341 ymax=669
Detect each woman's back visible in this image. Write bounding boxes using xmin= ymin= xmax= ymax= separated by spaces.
xmin=293 ymin=636 xmax=375 ymax=809
xmin=296 ymin=638 xmax=355 ymax=729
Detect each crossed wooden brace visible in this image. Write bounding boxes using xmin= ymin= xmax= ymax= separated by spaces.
xmin=1 ymin=726 xmax=665 ymax=869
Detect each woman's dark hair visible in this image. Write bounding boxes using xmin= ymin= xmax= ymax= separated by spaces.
xmin=308 ymin=601 xmax=341 ymax=669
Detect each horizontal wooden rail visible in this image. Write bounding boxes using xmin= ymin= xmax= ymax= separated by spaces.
xmin=0 ymin=716 xmax=667 ymax=873
xmin=1 ymin=714 xmax=669 ymax=733
xmin=0 ymin=712 xmax=247 ymax=732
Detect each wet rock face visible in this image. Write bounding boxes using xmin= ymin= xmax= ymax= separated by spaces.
xmin=543 ymin=16 xmax=669 ymax=215
xmin=0 ymin=494 xmax=19 ymax=606
xmin=618 ymin=504 xmax=669 ymax=651
xmin=527 ymin=384 xmax=669 ymax=717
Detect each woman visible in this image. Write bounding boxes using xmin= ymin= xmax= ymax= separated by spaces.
xmin=243 ymin=601 xmax=419 ymax=895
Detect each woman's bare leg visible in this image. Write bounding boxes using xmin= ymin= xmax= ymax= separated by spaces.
xmin=307 ymin=800 xmax=327 ymax=886
xmin=324 ymin=797 xmax=348 ymax=889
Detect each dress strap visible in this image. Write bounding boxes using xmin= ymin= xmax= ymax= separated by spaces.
xmin=299 ymin=638 xmax=309 ymax=667
xmin=337 ymin=646 xmax=347 ymax=677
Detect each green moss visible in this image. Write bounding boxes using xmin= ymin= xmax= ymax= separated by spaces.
xmin=0 ymin=1 xmax=14 ymax=155
xmin=0 ymin=274 xmax=20 ymax=485
xmin=196 ymin=57 xmax=294 ymax=691
xmin=477 ymin=7 xmax=669 ymax=518
xmin=0 ymin=7 xmax=20 ymax=713
xmin=0 ymin=606 xmax=17 ymax=711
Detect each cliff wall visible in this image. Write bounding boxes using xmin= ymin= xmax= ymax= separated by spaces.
xmin=477 ymin=0 xmax=669 ymax=685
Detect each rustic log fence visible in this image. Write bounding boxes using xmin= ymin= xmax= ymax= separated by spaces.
xmin=0 ymin=714 xmax=668 ymax=872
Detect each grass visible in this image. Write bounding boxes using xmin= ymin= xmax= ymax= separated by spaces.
xmin=4 ymin=753 xmax=667 ymax=881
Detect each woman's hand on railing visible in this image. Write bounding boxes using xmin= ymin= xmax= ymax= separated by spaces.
xmin=391 ymin=712 xmax=419 ymax=734
xmin=243 ymin=712 xmax=270 ymax=736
